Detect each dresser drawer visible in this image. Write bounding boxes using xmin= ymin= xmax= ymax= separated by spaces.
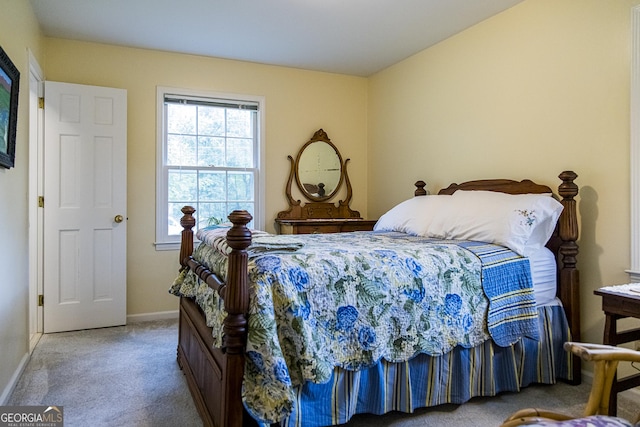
xmin=340 ymin=221 xmax=376 ymax=232
xmin=295 ymin=224 xmax=341 ymax=234
xmin=276 ymin=219 xmax=377 ymax=234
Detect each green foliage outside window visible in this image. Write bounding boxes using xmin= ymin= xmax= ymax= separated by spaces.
xmin=165 ymin=99 xmax=257 ymax=235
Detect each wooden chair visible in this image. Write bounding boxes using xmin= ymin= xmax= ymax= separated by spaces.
xmin=501 ymin=342 xmax=640 ymax=426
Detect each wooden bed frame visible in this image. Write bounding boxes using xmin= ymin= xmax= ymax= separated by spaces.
xmin=175 ymin=171 xmax=580 ymax=427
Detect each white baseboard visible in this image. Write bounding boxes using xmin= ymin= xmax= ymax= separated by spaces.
xmin=126 ymin=310 xmax=179 ymax=323
xmin=29 ymin=333 xmax=42 ymax=353
xmin=0 ymin=352 xmax=30 ymax=405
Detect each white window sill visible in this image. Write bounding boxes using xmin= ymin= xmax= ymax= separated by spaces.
xmin=154 ymin=241 xmax=180 ymax=251
xmin=626 ymin=269 xmax=640 ymax=283
xmin=154 ymin=237 xmax=200 ymax=252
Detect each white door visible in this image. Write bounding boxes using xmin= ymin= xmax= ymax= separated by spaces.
xmin=43 ymin=81 xmax=127 ymax=333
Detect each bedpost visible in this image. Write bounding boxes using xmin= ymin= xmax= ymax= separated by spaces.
xmin=179 ymin=206 xmax=196 ymax=271
xmin=415 ymin=180 xmax=427 ymax=196
xmin=557 ymin=170 xmax=581 ymax=384
xmin=221 ymin=209 xmax=252 ymax=426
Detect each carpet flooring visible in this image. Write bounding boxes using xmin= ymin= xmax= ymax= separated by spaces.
xmin=8 ymin=319 xmax=201 ymax=427
xmin=7 ymin=318 xmax=638 ymax=426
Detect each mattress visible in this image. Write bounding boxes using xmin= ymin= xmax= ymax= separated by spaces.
xmin=529 ymin=247 xmax=558 ymax=306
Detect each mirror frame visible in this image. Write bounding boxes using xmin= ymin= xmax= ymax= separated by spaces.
xmin=294 ymin=129 xmax=344 ymax=202
xmin=277 ymin=129 xmax=360 ymax=221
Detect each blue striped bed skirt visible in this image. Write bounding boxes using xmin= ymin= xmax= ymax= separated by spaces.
xmin=275 ymin=304 xmax=571 ymax=427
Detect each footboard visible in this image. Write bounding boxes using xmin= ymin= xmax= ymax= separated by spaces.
xmin=177 ymin=296 xmax=225 ymax=427
xmin=177 ymin=209 xmax=254 ymax=427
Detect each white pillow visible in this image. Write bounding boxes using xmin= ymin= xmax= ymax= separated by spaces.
xmin=373 ymin=195 xmax=453 ymax=235
xmin=437 ymin=190 xmax=563 ymax=255
xmin=374 ymin=191 xmax=563 ymax=256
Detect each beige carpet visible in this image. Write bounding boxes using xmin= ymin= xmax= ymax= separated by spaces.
xmin=8 ymin=319 xmax=201 ymax=427
xmin=8 ymin=319 xmax=639 ymax=426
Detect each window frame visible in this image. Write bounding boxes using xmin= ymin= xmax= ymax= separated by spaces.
xmin=155 ymin=86 xmax=265 ymax=250
xmin=630 ymin=6 xmax=640 ymax=280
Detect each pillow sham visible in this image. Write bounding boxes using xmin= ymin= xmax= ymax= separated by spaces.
xmin=374 ymin=190 xmax=563 ymax=256
xmin=444 ymin=190 xmax=563 ymax=256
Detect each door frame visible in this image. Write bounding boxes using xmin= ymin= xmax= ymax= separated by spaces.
xmin=27 ymin=49 xmax=44 ymax=348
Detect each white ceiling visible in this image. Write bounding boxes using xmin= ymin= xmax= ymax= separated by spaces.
xmin=29 ymin=0 xmax=524 ymax=77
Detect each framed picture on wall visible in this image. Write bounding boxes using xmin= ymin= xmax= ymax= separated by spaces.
xmin=0 ymin=46 xmax=20 ymax=169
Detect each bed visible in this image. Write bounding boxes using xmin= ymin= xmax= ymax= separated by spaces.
xmin=170 ymin=171 xmax=581 ymax=427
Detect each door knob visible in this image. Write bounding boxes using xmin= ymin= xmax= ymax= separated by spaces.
xmin=114 ymin=215 xmax=124 ymax=223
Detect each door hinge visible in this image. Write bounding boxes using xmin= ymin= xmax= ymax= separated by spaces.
xmin=38 ymin=294 xmax=44 ymax=306
xmin=38 ymin=196 xmax=44 ymax=208
xmin=38 ymin=97 xmax=44 ymax=109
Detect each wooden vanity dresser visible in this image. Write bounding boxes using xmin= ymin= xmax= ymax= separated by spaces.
xmin=275 ymin=129 xmax=376 ymax=235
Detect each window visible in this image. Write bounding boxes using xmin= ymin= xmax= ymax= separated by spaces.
xmin=156 ymin=87 xmax=264 ymax=249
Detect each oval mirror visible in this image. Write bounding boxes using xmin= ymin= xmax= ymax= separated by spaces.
xmin=295 ymin=131 xmax=344 ymax=202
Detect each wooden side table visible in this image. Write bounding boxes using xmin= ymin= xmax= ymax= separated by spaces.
xmin=594 ymin=285 xmax=640 ymax=416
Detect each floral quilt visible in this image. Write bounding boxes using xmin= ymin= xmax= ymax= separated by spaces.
xmin=170 ymin=230 xmax=537 ymax=424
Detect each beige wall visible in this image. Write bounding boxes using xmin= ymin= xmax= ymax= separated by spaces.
xmin=368 ymin=0 xmax=639 ymax=347
xmin=43 ymin=39 xmax=368 ymax=316
xmin=0 ymin=0 xmax=42 ymax=402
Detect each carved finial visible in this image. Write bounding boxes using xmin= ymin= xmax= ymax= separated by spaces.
xmin=312 ymin=128 xmax=330 ymax=141
xmin=226 ymin=210 xmax=253 ymax=252
xmin=180 ymin=206 xmax=196 ymax=230
xmin=415 ymin=180 xmax=427 ymax=196
xmin=179 ymin=206 xmax=196 ymax=270
xmin=558 ymin=171 xmax=578 ymax=199
xmin=558 ymin=171 xmax=579 ymax=244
